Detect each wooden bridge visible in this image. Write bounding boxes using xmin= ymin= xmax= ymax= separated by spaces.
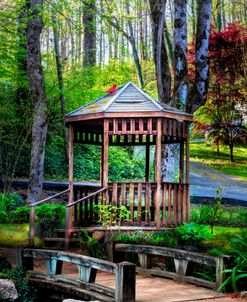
xmin=15 ymin=247 xmax=226 ymax=302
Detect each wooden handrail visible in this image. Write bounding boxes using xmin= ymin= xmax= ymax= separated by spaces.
xmin=67 ymin=187 xmax=107 ymax=208
xmin=31 ymin=188 xmax=70 ymax=207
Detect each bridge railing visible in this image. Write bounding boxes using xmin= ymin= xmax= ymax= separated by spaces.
xmin=16 ymin=248 xmax=135 ymax=302
xmin=111 ymin=243 xmax=229 ymax=292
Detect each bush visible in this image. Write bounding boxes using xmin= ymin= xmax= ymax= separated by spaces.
xmin=35 ymin=204 xmax=66 ymax=238
xmin=0 ymin=193 xmax=25 ymax=223
xmin=176 ymin=222 xmax=213 ymax=247
xmin=0 ymin=267 xmax=37 ymax=302
xmin=9 ymin=206 xmax=30 ymax=223
xmin=0 ymin=254 xmax=12 ymax=272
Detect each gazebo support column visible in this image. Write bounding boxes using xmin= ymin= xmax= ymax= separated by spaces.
xmin=101 ymin=119 xmax=109 ymax=206
xmin=155 ymin=118 xmax=162 ymax=229
xmin=145 ymin=142 xmax=150 ymax=182
xmin=65 ymin=124 xmax=74 ymax=248
xmin=185 ymin=124 xmax=190 ymax=222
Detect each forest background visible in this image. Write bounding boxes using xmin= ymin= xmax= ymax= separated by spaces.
xmin=0 ymin=0 xmax=246 ymax=202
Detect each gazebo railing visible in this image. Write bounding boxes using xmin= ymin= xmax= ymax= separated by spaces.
xmin=107 ymin=182 xmax=190 ymax=227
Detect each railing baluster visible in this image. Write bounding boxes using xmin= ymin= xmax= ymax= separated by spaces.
xmin=137 ymin=183 xmax=142 ymax=226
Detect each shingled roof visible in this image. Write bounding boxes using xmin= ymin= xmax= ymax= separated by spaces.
xmin=66 ymin=82 xmax=192 ymax=118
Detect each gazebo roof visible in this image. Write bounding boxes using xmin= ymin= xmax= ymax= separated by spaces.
xmin=66 ymin=82 xmax=193 ymax=121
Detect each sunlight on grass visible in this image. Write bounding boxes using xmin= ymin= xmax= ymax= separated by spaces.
xmin=190 ymin=142 xmax=247 ymax=180
xmin=0 ymin=224 xmax=42 ymax=247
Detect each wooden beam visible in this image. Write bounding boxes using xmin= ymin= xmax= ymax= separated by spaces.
xmin=103 ymin=119 xmax=109 ymax=204
xmin=179 ymin=140 xmax=184 ymax=183
xmin=154 ymin=118 xmax=162 ymax=229
xmin=65 ymin=124 xmax=74 ymax=248
xmin=145 ymin=141 xmax=150 ymax=182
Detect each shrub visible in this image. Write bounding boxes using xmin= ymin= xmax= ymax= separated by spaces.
xmin=0 ymin=254 xmax=12 ymax=272
xmin=0 ymin=267 xmax=37 ymax=302
xmin=0 ymin=193 xmax=25 ymax=223
xmin=9 ymin=206 xmax=30 ymax=223
xmin=176 ymin=222 xmax=213 ymax=247
xmin=35 ymin=204 xmax=66 ymax=238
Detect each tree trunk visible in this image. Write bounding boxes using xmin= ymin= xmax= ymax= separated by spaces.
xmin=26 ymin=0 xmax=48 ymax=203
xmin=125 ymin=0 xmax=144 ymax=88
xmin=149 ymin=0 xmax=171 ymax=103
xmin=172 ymin=0 xmax=188 ymax=109
xmin=82 ymin=0 xmax=96 ymax=68
xmin=52 ymin=2 xmax=68 ymax=161
xmin=186 ymin=0 xmax=212 ymax=113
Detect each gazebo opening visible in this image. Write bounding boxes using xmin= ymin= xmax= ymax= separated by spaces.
xmin=64 ymin=82 xmax=193 ymax=239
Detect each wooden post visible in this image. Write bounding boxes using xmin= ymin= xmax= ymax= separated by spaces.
xmin=29 ymin=206 xmax=35 ymax=246
xmin=154 ymin=118 xmax=162 ymax=229
xmin=145 ymin=138 xmax=150 ymax=182
xmin=102 ymin=119 xmax=109 ymax=204
xmin=216 ymin=257 xmax=225 ymax=292
xmin=185 ymin=123 xmax=190 ymax=222
xmin=65 ymin=124 xmax=74 ymax=249
xmin=115 ymin=261 xmax=136 ymax=302
xmin=16 ymin=248 xmax=33 ymax=270
xmin=179 ymin=140 xmax=184 ymax=183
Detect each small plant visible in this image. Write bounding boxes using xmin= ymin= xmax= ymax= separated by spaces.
xmin=9 ymin=206 xmax=30 ymax=223
xmin=220 ymin=232 xmax=247 ymax=292
xmin=78 ymin=230 xmax=105 ymax=259
xmin=97 ymin=204 xmax=130 ymax=229
xmin=176 ymin=222 xmax=213 ymax=247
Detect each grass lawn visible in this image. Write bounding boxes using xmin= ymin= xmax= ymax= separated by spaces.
xmin=190 ymin=142 xmax=247 ymax=181
xmin=0 ymin=224 xmax=42 ymax=248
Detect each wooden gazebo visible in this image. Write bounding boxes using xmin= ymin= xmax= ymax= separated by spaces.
xmin=64 ymin=82 xmax=193 ymax=237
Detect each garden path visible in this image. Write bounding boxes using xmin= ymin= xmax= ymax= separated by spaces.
xmin=190 ymin=162 xmax=247 ymax=204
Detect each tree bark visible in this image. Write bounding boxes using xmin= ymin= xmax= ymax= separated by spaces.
xmin=83 ymin=0 xmax=96 ymax=68
xmin=149 ymin=0 xmax=171 ymax=103
xmin=52 ymin=2 xmax=68 ymax=160
xmin=26 ymin=0 xmax=48 ymax=203
xmin=186 ymin=0 xmax=212 ymax=113
xmin=172 ymin=0 xmax=188 ymax=109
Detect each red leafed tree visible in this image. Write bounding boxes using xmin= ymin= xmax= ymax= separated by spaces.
xmin=193 ymin=22 xmax=247 ymax=162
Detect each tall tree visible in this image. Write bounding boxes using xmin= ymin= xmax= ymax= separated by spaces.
xmin=172 ymin=0 xmax=188 ymax=109
xmin=149 ymin=0 xmax=171 ymax=103
xmin=186 ymin=0 xmax=212 ymax=113
xmin=83 ymin=0 xmax=96 ymax=67
xmin=52 ymin=2 xmax=68 ymax=160
xmin=26 ymin=0 xmax=48 ymax=203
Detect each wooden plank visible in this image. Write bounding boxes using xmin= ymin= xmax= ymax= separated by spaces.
xmin=163 ymin=119 xmax=168 ymax=135
xmin=112 ymin=183 xmax=118 ymax=206
xmin=179 ymin=140 xmax=184 ymax=183
xmin=173 ymin=184 xmax=178 ymax=225
xmin=115 ymin=262 xmax=136 ymax=302
xmin=122 ymin=119 xmax=126 ymax=134
xmin=139 ymin=118 xmax=144 ymax=133
xmin=120 ymin=183 xmax=126 ymax=206
xmin=145 ymin=183 xmax=150 ymax=225
xmin=129 ymin=183 xmax=135 ymax=225
xmin=168 ymin=183 xmax=172 ymax=225
xmin=137 ymin=183 xmax=142 ymax=225
xmin=162 ymin=183 xmax=167 ymax=226
xmin=66 ymin=124 xmax=74 ymax=248
xmin=113 ymin=118 xmax=118 ymax=134
xmin=103 ymin=120 xmax=109 ymax=203
xmin=145 ymin=144 xmax=150 ymax=182
xmin=177 ymin=185 xmax=182 ymax=225
xmin=147 ymin=118 xmax=152 ymax=133
xmin=182 ymin=184 xmax=187 ymax=223
xmin=154 ymin=118 xmax=162 ymax=229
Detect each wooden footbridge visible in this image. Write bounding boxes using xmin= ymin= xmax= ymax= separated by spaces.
xmin=16 ymin=246 xmax=227 ymax=302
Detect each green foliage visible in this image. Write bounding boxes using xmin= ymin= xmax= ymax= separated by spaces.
xmin=9 ymin=206 xmax=30 ymax=223
xmin=215 ymin=232 xmax=247 ymax=292
xmin=78 ymin=230 xmax=105 ymax=259
xmin=97 ymin=204 xmax=130 ymax=228
xmin=111 ymin=230 xmax=178 ymax=248
xmin=35 ymin=204 xmax=66 ymax=238
xmin=0 ymin=193 xmax=25 ymax=223
xmin=0 ymin=267 xmax=37 ymax=302
xmin=0 ymin=254 xmax=12 ymax=272
xmin=176 ymin=223 xmax=213 ymax=247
